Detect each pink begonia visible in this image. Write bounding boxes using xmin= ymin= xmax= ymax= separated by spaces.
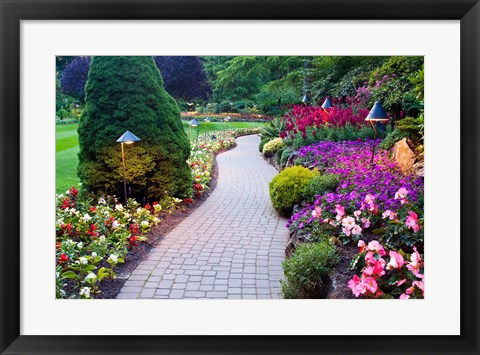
xmin=382 ymin=209 xmax=398 ymax=221
xmin=396 ymin=279 xmax=407 ymax=286
xmin=354 ymin=210 xmax=361 ymax=219
xmin=342 ymin=227 xmax=351 ymax=236
xmin=365 ymin=251 xmax=376 ymax=265
xmin=342 ymin=216 xmax=356 ymax=230
xmin=358 ymin=240 xmax=366 ymax=252
xmin=405 ymin=211 xmax=421 ymax=232
xmin=363 ymin=277 xmax=378 ymax=294
xmin=364 ymin=194 xmax=375 ymax=205
xmin=367 ymin=240 xmax=386 ymax=256
xmin=387 ymin=251 xmax=405 ymax=270
xmin=405 ymin=286 xmax=415 ymax=295
xmin=361 ymin=217 xmax=371 ymax=229
xmin=406 ymin=247 xmax=423 ymax=278
xmin=394 ymin=187 xmax=409 ymax=204
xmin=363 ymin=258 xmax=386 ymax=277
xmin=348 ymin=275 xmax=366 ymax=297
xmin=399 ymin=294 xmax=410 ymax=300
xmin=335 ymin=204 xmax=345 ymax=221
xmin=311 ymin=206 xmax=322 ymax=219
xmin=351 ymin=224 xmax=362 ymax=235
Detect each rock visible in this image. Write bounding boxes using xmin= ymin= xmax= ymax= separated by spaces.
xmin=393 ymin=138 xmax=416 ymax=174
xmin=413 ymin=161 xmax=424 ymax=177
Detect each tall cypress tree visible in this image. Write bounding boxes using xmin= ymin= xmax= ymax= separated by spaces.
xmin=78 ymin=56 xmax=192 ymax=201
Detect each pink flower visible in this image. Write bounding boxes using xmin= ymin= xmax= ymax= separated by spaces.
xmin=342 ymin=227 xmax=351 ymax=236
xmin=335 ymin=204 xmax=345 ymax=221
xmin=361 ymin=217 xmax=371 ymax=229
xmin=354 ymin=210 xmax=361 ymax=219
xmin=364 ymin=194 xmax=375 ymax=205
xmin=358 ymin=240 xmax=366 ymax=252
xmin=311 ymin=206 xmax=322 ymax=219
xmin=363 ymin=277 xmax=378 ymax=294
xmin=351 ymin=224 xmax=362 ymax=235
xmin=396 ymin=279 xmax=407 ymax=286
xmin=382 ymin=209 xmax=398 ymax=221
xmin=405 ymin=286 xmax=415 ymax=295
xmin=387 ymin=251 xmax=405 ymax=270
xmin=394 ymin=187 xmax=409 ymax=204
xmin=405 ymin=211 xmax=421 ymax=232
xmin=365 ymin=251 xmax=376 ymax=265
xmin=399 ymin=294 xmax=410 ymax=300
xmin=342 ymin=216 xmax=356 ymax=229
xmin=363 ymin=259 xmax=386 ymax=277
xmin=367 ymin=240 xmax=386 ymax=256
xmin=348 ymin=275 xmax=366 ymax=297
xmin=406 ymin=247 xmax=423 ymax=278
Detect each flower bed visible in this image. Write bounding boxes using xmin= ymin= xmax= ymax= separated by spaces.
xmin=284 ymin=139 xmax=424 ymax=299
xmin=181 ymin=111 xmax=273 ymax=121
xmin=56 ymin=187 xmax=161 ymax=299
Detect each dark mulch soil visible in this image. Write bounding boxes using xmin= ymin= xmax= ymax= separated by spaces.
xmin=96 ymin=144 xmax=236 ymax=299
xmin=325 ymin=243 xmax=357 ymax=299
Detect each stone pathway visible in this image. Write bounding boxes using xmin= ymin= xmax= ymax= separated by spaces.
xmin=117 ymin=134 xmax=288 ymax=299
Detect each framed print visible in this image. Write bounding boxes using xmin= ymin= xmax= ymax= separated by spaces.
xmin=1 ymin=0 xmax=479 ymax=354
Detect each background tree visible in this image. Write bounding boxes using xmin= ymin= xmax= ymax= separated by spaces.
xmin=78 ymin=56 xmax=192 ymax=201
xmin=154 ymin=56 xmax=212 ymax=102
xmin=60 ymin=56 xmax=91 ymax=100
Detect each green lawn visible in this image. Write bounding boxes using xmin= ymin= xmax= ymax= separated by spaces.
xmin=56 ymin=121 xmax=265 ymax=194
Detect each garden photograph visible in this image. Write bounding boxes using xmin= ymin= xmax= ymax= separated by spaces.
xmin=55 ymin=55 xmax=424 ymax=300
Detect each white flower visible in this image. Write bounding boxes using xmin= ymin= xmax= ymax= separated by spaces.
xmin=99 ymin=235 xmax=106 ymax=242
xmin=82 ymin=213 xmax=92 ymax=222
xmin=123 ymin=212 xmax=131 ymax=218
xmin=65 ymin=190 xmax=71 ymax=195
xmin=115 ymin=204 xmax=124 ymax=212
xmin=77 ymin=242 xmax=84 ymax=249
xmin=112 ymin=220 xmax=121 ymax=229
xmin=78 ymin=256 xmax=88 ymax=265
xmin=136 ymin=208 xmax=143 ymax=214
xmin=141 ymin=220 xmax=149 ymax=228
xmin=153 ymin=217 xmax=160 ymax=223
xmin=85 ymin=272 xmax=96 ymax=282
xmin=65 ymin=239 xmax=75 ymax=247
xmin=91 ymin=252 xmax=97 ymax=257
xmin=108 ymin=254 xmax=118 ymax=263
xmin=79 ymin=287 xmax=91 ymax=298
xmin=98 ymin=197 xmax=106 ymax=205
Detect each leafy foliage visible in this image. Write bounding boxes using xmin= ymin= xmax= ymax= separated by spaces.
xmin=154 ymin=56 xmax=212 ymax=101
xmin=78 ymin=56 xmax=192 ymax=201
xmin=281 ymin=240 xmax=339 ymax=299
xmin=301 ymin=173 xmax=340 ymax=204
xmin=60 ymin=56 xmax=91 ymax=100
xmin=269 ymin=166 xmax=315 ymax=216
xmin=262 ymin=137 xmax=284 ymax=158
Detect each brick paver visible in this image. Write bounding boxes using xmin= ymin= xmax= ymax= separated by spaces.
xmin=117 ymin=134 xmax=288 ymax=299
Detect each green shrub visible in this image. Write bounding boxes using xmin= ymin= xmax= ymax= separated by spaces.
xmin=263 ymin=137 xmax=283 ymax=158
xmin=269 ymin=166 xmax=315 ymax=216
xmin=78 ymin=56 xmax=192 ymax=201
xmin=301 ymin=174 xmax=340 ymax=203
xmin=281 ymin=241 xmax=339 ymax=299
xmin=279 ymin=147 xmax=293 ymax=169
xmin=258 ymin=137 xmax=269 ymax=152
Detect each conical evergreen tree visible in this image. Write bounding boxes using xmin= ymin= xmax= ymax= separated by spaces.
xmin=78 ymin=56 xmax=192 ymax=201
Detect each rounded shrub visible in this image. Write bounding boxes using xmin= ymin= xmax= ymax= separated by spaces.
xmin=78 ymin=56 xmax=192 ymax=201
xmin=262 ymin=137 xmax=283 ymax=158
xmin=269 ymin=166 xmax=315 ymax=216
xmin=301 ymin=173 xmax=340 ymax=203
xmin=259 ymin=137 xmax=269 ymax=152
xmin=281 ymin=240 xmax=339 ymax=299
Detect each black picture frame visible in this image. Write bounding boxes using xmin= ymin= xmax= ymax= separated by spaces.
xmin=1 ymin=0 xmax=479 ymax=354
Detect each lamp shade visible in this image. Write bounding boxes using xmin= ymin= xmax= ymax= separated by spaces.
xmin=189 ymin=119 xmax=199 ymax=126
xmin=302 ymin=94 xmax=309 ymax=104
xmin=204 ymin=117 xmax=211 ymax=122
xmin=321 ymin=97 xmax=333 ymax=109
xmin=116 ymin=130 xmax=141 ymax=143
xmin=365 ymin=101 xmax=389 ymax=122
xmin=223 ymin=116 xmax=230 ymax=122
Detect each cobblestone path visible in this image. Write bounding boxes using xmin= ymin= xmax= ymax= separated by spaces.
xmin=117 ymin=134 xmax=288 ymax=299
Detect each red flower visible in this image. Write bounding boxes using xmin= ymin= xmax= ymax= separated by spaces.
xmin=59 ymin=253 xmax=69 ymax=263
xmin=89 ymin=206 xmax=97 ymax=212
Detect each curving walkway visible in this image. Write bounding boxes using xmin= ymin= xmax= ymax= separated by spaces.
xmin=117 ymin=135 xmax=288 ymax=299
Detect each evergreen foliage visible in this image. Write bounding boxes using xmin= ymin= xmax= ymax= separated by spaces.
xmin=78 ymin=56 xmax=192 ymax=201
xmin=60 ymin=56 xmax=91 ymax=100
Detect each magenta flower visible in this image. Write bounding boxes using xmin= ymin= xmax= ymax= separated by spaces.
xmin=387 ymin=251 xmax=405 ymax=270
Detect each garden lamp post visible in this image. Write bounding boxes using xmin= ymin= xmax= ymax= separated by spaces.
xmin=365 ymin=101 xmax=389 ymax=166
xmin=188 ymin=119 xmax=199 ymax=143
xmin=204 ymin=117 xmax=211 ymax=140
xmin=321 ymin=97 xmax=333 ymax=112
xmin=116 ymin=130 xmax=141 ymax=206
xmin=223 ymin=116 xmax=230 ymax=131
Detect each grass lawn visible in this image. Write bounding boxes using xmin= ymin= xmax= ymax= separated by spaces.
xmin=56 ymin=121 xmax=265 ymax=194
